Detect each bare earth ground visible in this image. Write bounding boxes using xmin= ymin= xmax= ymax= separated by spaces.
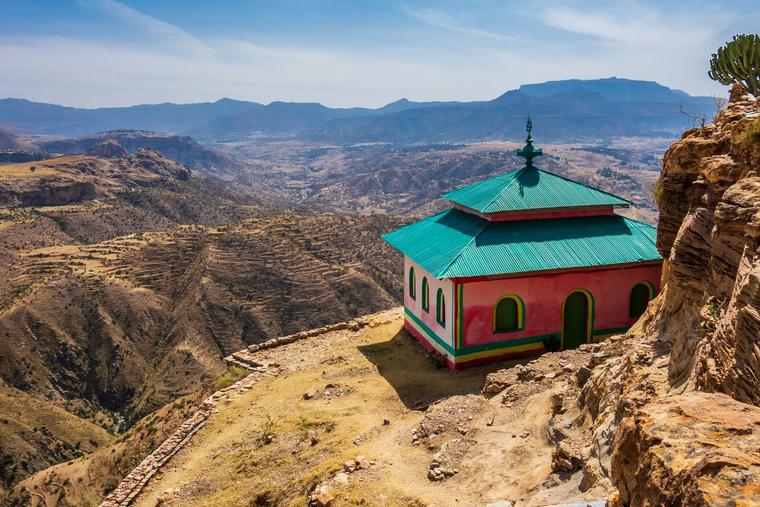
xmin=134 ymin=309 xmax=601 ymax=507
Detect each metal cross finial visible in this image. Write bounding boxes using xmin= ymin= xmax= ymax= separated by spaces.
xmin=516 ymin=118 xmax=542 ymax=168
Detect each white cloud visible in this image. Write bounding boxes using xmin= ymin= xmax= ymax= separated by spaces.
xmin=77 ymin=0 xmax=212 ymax=56
xmin=0 ymin=36 xmax=509 ymax=108
xmin=401 ymin=4 xmax=518 ymax=42
xmin=539 ymin=3 xmax=727 ymax=48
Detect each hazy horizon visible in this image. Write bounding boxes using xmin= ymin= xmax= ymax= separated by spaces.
xmin=2 ymin=0 xmax=759 ymax=108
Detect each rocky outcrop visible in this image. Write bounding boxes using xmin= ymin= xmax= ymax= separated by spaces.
xmin=87 ymin=139 xmax=129 ymax=158
xmin=653 ymin=86 xmax=760 ymax=404
xmin=0 ymin=151 xmax=191 ymax=208
xmin=129 ymin=148 xmax=190 ymax=181
xmin=610 ymin=392 xmax=760 ymax=507
xmin=14 ymin=179 xmax=96 ymax=206
xmin=39 ymin=130 xmax=245 ymax=178
xmin=529 ymin=87 xmax=760 ymax=505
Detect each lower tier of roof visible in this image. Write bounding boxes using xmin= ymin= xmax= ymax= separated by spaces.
xmin=383 ymin=209 xmax=661 ymax=279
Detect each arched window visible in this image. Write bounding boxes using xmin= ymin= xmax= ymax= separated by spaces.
xmin=493 ymin=295 xmax=524 ymax=333
xmin=436 ymin=288 xmax=446 ymax=327
xmin=630 ymin=282 xmax=655 ymax=318
xmin=408 ymin=267 xmax=416 ymax=300
xmin=421 ymin=277 xmax=429 ymax=312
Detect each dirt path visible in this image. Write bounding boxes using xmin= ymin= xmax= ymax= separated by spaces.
xmin=132 ymin=309 xmax=601 ymax=506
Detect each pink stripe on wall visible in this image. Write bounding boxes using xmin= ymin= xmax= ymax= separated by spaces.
xmin=404 ymin=257 xmax=454 ymax=347
xmin=461 ymin=264 xmax=662 ymax=348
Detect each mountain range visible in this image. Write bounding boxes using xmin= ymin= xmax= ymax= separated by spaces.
xmin=0 ymin=78 xmax=716 ymax=143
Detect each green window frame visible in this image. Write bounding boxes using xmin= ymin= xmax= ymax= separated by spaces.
xmin=421 ymin=277 xmax=429 ymax=312
xmin=629 ymin=281 xmax=655 ymax=318
xmin=408 ymin=267 xmax=416 ymax=300
xmin=436 ymin=288 xmax=446 ymax=327
xmin=493 ymin=294 xmax=525 ymax=333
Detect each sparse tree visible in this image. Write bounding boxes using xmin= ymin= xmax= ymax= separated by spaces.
xmin=712 ymin=95 xmax=727 ymax=120
xmin=708 ymin=34 xmax=760 ymax=97
xmin=678 ymin=104 xmax=706 ymax=128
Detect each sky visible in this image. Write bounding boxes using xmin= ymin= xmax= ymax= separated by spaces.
xmin=0 ymin=0 xmax=758 ymax=108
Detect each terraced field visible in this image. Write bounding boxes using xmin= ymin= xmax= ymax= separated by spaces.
xmin=0 ymin=211 xmax=403 ymax=495
xmin=0 ymin=149 xmax=408 ymax=500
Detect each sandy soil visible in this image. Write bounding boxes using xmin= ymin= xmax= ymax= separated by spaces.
xmin=133 ymin=313 xmax=604 ymax=507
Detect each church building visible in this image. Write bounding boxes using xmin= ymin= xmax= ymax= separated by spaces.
xmin=383 ymin=121 xmax=663 ymax=369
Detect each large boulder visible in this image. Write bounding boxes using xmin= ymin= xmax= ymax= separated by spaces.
xmin=610 ymin=392 xmax=760 ymax=506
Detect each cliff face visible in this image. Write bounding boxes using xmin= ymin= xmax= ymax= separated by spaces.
xmin=570 ymin=86 xmax=760 ymax=505
xmin=656 ymin=86 xmax=760 ymax=404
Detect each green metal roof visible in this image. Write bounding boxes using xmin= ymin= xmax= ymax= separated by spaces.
xmin=383 ymin=209 xmax=661 ymax=279
xmin=441 ymin=166 xmax=630 ymax=214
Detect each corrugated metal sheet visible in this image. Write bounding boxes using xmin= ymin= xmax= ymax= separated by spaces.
xmin=383 ymin=209 xmax=661 ymax=279
xmin=441 ymin=166 xmax=630 ymax=213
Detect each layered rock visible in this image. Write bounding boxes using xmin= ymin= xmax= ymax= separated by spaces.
xmin=610 ymin=392 xmax=760 ymax=507
xmin=602 ymin=88 xmax=760 ymax=503
xmin=537 ymin=87 xmax=760 ymax=505
xmin=655 ymin=86 xmax=760 ymax=404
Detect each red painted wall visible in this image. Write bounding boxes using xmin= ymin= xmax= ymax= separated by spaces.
xmin=460 ymin=264 xmax=662 ymax=347
xmin=452 ymin=203 xmax=616 ymax=222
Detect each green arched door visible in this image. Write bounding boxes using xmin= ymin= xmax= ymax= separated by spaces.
xmin=563 ymin=291 xmax=590 ymax=349
xmin=629 ymin=283 xmax=652 ymax=317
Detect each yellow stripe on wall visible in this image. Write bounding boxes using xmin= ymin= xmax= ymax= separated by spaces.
xmin=453 ymin=342 xmax=544 ymax=363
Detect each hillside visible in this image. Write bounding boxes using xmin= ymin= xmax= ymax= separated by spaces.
xmin=37 ymin=131 xmax=247 ymax=178
xmin=221 ymin=140 xmax=663 ymax=224
xmin=0 ymin=212 xmax=404 ymax=495
xmin=10 ymin=88 xmax=759 ymax=507
xmin=0 ymin=149 xmax=407 ymax=499
xmin=13 ymin=309 xmax=604 ymax=507
xmin=0 ymin=127 xmax=19 ymax=150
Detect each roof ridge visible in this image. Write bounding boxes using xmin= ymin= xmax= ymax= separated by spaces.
xmin=437 ymin=214 xmax=490 ymax=278
xmin=480 ymin=166 xmax=526 ymax=213
xmin=536 ymin=167 xmax=631 ymax=205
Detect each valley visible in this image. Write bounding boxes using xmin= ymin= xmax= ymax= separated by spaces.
xmin=218 ymin=138 xmax=664 ymax=223
xmin=0 ymin=149 xmax=404 ymax=501
xmin=0 ymin=76 xmax=756 ymax=507
xmin=0 ymin=104 xmax=666 ymax=504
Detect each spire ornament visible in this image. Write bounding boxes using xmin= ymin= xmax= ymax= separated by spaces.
xmin=516 ymin=118 xmax=542 ymax=168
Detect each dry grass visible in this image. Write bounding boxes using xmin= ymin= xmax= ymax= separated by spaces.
xmin=0 ymin=386 xmax=114 ymax=498
xmin=0 ymin=386 xmax=113 ymax=445
xmin=130 ymin=318 xmax=530 ymax=507
xmin=0 ymin=156 xmax=94 ymax=179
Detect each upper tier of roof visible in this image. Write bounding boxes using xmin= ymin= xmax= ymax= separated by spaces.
xmin=441 ymin=165 xmax=630 ymax=214
xmin=383 ymin=208 xmax=660 ymax=279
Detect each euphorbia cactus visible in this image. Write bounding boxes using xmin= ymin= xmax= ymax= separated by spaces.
xmin=709 ymin=34 xmax=760 ymax=97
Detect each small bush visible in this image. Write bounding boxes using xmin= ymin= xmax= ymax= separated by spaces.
xmin=212 ymin=365 xmax=249 ymax=390
xmin=735 ymin=117 xmax=760 ymax=151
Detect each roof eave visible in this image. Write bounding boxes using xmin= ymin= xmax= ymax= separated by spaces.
xmin=446 ymin=258 xmax=664 ymax=282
